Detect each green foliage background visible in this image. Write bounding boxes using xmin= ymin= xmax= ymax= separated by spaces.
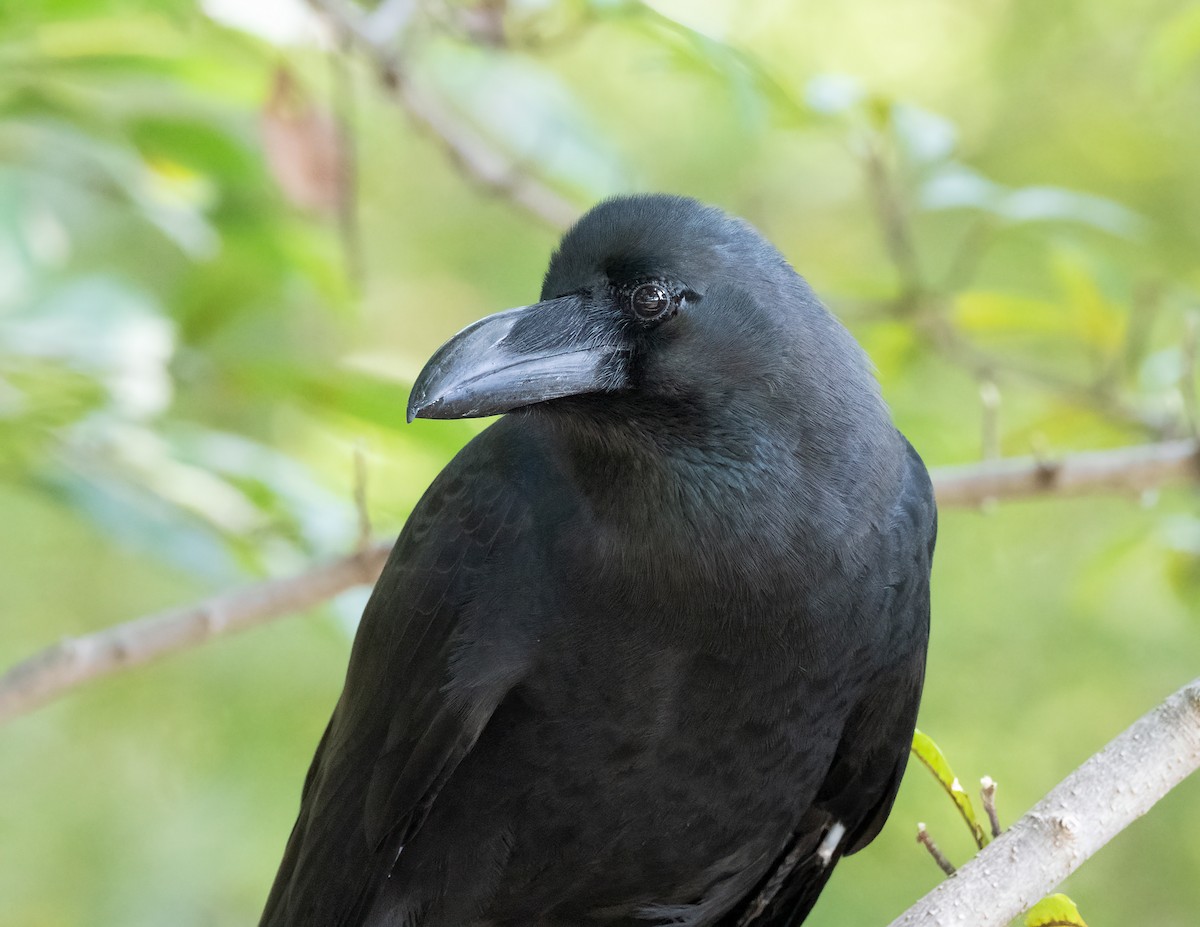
xmin=2 ymin=0 xmax=1199 ymax=924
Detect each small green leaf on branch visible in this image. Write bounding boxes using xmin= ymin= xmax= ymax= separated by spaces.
xmin=911 ymin=729 xmax=988 ymax=849
xmin=1024 ymin=893 xmax=1089 ymax=927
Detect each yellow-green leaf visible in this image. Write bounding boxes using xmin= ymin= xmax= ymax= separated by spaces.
xmin=1050 ymin=250 xmax=1126 ymax=352
xmin=911 ymin=729 xmax=987 ymax=848
xmin=953 ymin=291 xmax=1071 ymax=339
xmin=1024 ymin=893 xmax=1089 ymax=927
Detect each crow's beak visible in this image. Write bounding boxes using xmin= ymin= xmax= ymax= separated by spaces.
xmin=407 ymin=295 xmax=627 ymax=422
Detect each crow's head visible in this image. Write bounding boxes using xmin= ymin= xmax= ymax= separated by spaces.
xmin=408 ymin=195 xmax=885 ymax=445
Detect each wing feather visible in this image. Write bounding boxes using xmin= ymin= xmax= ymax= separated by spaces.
xmin=260 ymin=438 xmax=532 ymax=927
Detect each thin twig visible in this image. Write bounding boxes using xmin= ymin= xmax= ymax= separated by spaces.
xmin=860 ymin=133 xmax=922 ymax=304
xmin=309 ymin=0 xmax=579 ymax=231
xmin=916 ymin=823 xmax=957 ymax=876
xmin=918 ymin=307 xmax=1168 ymax=436
xmin=352 ymin=441 xmax=371 ymax=551
xmin=1182 ymin=312 xmax=1198 ymax=439
xmin=848 ymin=292 xmax=1169 ymax=436
xmin=889 ymin=677 xmax=1200 ymax=927
xmin=980 ymin=776 xmax=1002 ymax=839
xmin=328 ymin=32 xmax=364 ymax=292
xmin=0 ymin=440 xmax=1196 ymax=723
xmin=1118 ymin=279 xmax=1165 ymax=379
xmin=939 ymin=216 xmax=996 ymax=292
xmin=980 ymin=379 xmax=1000 ymax=461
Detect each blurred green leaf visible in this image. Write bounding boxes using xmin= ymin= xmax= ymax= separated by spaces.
xmin=169 ymin=425 xmax=354 ymax=555
xmin=422 ymin=39 xmax=629 ymax=201
xmin=43 ymin=466 xmax=241 ymax=581
xmin=1162 ymin=515 xmax=1200 ymax=603
xmin=3 ymin=274 xmax=175 ymax=418
xmin=0 ymin=358 xmax=106 ymax=476
xmin=998 ymin=186 xmax=1144 ymax=238
xmin=891 ymin=103 xmax=957 ymax=165
xmin=1049 ymin=250 xmax=1126 ymax=353
xmin=615 ymin=2 xmax=808 ymax=129
xmin=953 ymin=291 xmax=1074 ymax=339
xmin=805 ymin=73 xmax=866 ymax=115
xmin=921 ymin=163 xmax=1002 ymax=211
xmin=861 ymin=319 xmax=921 ymax=379
xmin=921 ymin=165 xmax=1143 ymax=238
xmin=1145 ymin=5 xmax=1200 ymax=88
xmin=30 ymin=15 xmax=187 ymax=62
xmin=1138 ymin=346 xmax=1186 ymax=391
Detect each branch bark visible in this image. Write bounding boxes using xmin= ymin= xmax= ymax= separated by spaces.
xmin=888 ymin=677 xmax=1200 ymax=927
xmin=933 ymin=438 xmax=1199 ymax=507
xmin=308 ymin=0 xmax=580 ymax=231
xmin=0 ymin=440 xmax=1195 ymax=724
xmin=0 ymin=542 xmax=391 ymax=725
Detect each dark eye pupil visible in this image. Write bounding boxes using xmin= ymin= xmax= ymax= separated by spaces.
xmin=632 ymin=284 xmax=669 ymax=317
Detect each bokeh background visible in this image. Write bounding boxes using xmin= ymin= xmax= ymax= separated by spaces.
xmin=2 ymin=0 xmax=1199 ymax=924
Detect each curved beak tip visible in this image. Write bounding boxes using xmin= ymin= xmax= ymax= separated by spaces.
xmin=406 ymin=395 xmax=433 ymax=423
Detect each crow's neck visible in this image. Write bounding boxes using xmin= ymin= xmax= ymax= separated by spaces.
xmin=530 ymin=389 xmax=899 ymax=549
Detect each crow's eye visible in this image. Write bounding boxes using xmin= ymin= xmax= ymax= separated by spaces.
xmin=630 ymin=283 xmax=671 ymax=319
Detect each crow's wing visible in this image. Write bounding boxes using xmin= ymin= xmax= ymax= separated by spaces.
xmin=714 ymin=657 xmax=926 ymax=927
xmin=720 ymin=440 xmax=936 ymax=927
xmin=260 ymin=432 xmax=534 ymax=927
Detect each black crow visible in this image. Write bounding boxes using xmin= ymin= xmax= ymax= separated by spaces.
xmin=260 ymin=194 xmax=935 ymax=927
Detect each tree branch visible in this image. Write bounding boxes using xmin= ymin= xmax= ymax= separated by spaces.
xmin=918 ymin=308 xmax=1171 ymax=437
xmin=888 ymin=677 xmax=1200 ymax=927
xmin=0 ymin=439 xmax=1195 ymax=724
xmin=0 ymin=542 xmax=391 ymax=725
xmin=860 ymin=134 xmax=922 ymax=301
xmin=932 ymin=438 xmax=1199 ymax=507
xmin=308 ymin=0 xmax=580 ymax=231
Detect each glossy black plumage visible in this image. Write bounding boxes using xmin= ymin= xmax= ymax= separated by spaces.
xmin=260 ymin=195 xmax=936 ymax=927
